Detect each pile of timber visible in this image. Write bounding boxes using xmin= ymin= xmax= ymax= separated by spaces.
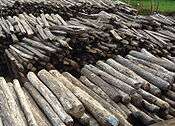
xmin=80 ymin=48 xmax=175 ymax=125
xmin=2 ymin=11 xmax=175 ymax=79
xmin=1 ymin=49 xmax=175 ymax=126
xmin=0 ymin=0 xmax=136 ymax=17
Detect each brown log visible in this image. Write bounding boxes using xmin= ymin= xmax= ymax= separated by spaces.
xmin=61 ymin=72 xmax=131 ymax=126
xmin=38 ymin=69 xmax=85 ymax=118
xmin=114 ymin=55 xmax=171 ymax=91
xmin=0 ymin=77 xmax=27 ymax=126
xmin=13 ymin=79 xmax=38 ymax=126
xmin=24 ymin=82 xmax=65 ymax=126
xmin=77 ymin=112 xmax=99 ymax=126
xmin=138 ymin=89 xmax=169 ymax=109
xmin=52 ymin=71 xmax=121 ymax=126
xmin=23 ymin=88 xmax=52 ymax=126
xmin=96 ymin=60 xmax=141 ymax=89
xmin=127 ymin=103 xmax=155 ymax=125
xmin=129 ymin=50 xmax=175 ymax=71
xmin=84 ymin=64 xmax=136 ymax=95
xmin=106 ymin=58 xmax=150 ymax=90
xmin=27 ymin=72 xmax=73 ymax=125
xmin=0 ymin=89 xmax=15 ymax=126
xmin=81 ymin=68 xmax=121 ymax=102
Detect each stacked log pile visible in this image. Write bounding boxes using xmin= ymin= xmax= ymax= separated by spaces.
xmin=80 ymin=48 xmax=175 ymax=125
xmin=1 ymin=10 xmax=175 ymax=79
xmin=1 ymin=48 xmax=175 ymax=126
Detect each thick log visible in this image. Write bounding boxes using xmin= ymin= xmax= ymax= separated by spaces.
xmin=79 ymin=75 xmax=131 ymax=119
xmin=114 ymin=55 xmax=171 ymax=91
xmin=23 ymin=88 xmax=52 ymax=126
xmin=138 ymin=89 xmax=169 ymax=109
xmin=96 ymin=60 xmax=141 ymax=89
xmin=129 ymin=50 xmax=175 ymax=71
xmin=8 ymin=82 xmax=27 ymax=124
xmin=0 ymin=77 xmax=27 ymax=126
xmin=77 ymin=112 xmax=99 ymax=126
xmin=62 ymin=72 xmax=132 ymax=126
xmin=22 ymin=37 xmax=56 ymax=53
xmin=84 ymin=64 xmax=136 ymax=95
xmin=52 ymin=71 xmax=121 ymax=126
xmin=13 ymin=79 xmax=38 ymax=126
xmin=106 ymin=58 xmax=150 ymax=90
xmin=126 ymin=55 xmax=174 ymax=84
xmin=127 ymin=103 xmax=155 ymax=125
xmin=165 ymin=90 xmax=175 ymax=101
xmin=0 ymin=89 xmax=15 ymax=126
xmin=81 ymin=68 xmax=121 ymax=102
xmin=24 ymin=82 xmax=65 ymax=126
xmin=38 ymin=69 xmax=85 ymax=118
xmin=27 ymin=72 xmax=73 ymax=125
xmin=141 ymin=100 xmax=160 ymax=113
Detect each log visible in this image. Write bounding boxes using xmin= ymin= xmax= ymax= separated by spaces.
xmin=127 ymin=103 xmax=155 ymax=125
xmin=13 ymin=79 xmax=38 ymax=126
xmin=126 ymin=55 xmax=174 ymax=84
xmin=24 ymin=82 xmax=65 ymax=126
xmin=62 ymin=72 xmax=132 ymax=125
xmin=27 ymin=72 xmax=73 ymax=126
xmin=129 ymin=50 xmax=175 ymax=71
xmin=138 ymin=89 xmax=169 ymax=109
xmin=84 ymin=64 xmax=136 ymax=95
xmin=114 ymin=55 xmax=171 ymax=91
xmin=38 ymin=69 xmax=85 ymax=118
xmin=81 ymin=68 xmax=121 ymax=102
xmin=106 ymin=58 xmax=150 ymax=90
xmin=0 ymin=89 xmax=15 ymax=126
xmin=96 ymin=60 xmax=141 ymax=89
xmin=79 ymin=76 xmax=131 ymax=119
xmin=0 ymin=77 xmax=27 ymax=126
xmin=52 ymin=71 xmax=121 ymax=126
xmin=23 ymin=88 xmax=52 ymax=126
xmin=77 ymin=112 xmax=99 ymax=126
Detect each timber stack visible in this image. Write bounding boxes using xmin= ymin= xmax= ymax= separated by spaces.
xmin=0 ymin=0 xmax=175 ymax=125
xmin=1 ymin=49 xmax=175 ymax=126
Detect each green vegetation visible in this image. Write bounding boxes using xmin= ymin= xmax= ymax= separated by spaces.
xmin=120 ymin=0 xmax=175 ymax=15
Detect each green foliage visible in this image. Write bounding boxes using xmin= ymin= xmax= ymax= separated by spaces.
xmin=119 ymin=0 xmax=175 ymax=15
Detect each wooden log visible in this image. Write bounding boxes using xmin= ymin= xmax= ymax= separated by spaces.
xmin=13 ymin=79 xmax=38 ymax=126
xmin=126 ymin=55 xmax=174 ymax=84
xmin=162 ymin=96 xmax=175 ymax=108
xmin=0 ymin=77 xmax=27 ymax=126
xmin=138 ymin=89 xmax=169 ymax=109
xmin=81 ymin=68 xmax=121 ymax=102
xmin=77 ymin=112 xmax=99 ymax=126
xmin=79 ymin=76 xmax=130 ymax=119
xmin=22 ymin=37 xmax=56 ymax=52
xmin=165 ymin=90 xmax=175 ymax=101
xmin=127 ymin=103 xmax=155 ymax=125
xmin=24 ymin=82 xmax=65 ymax=126
xmin=63 ymin=72 xmax=130 ymax=125
xmin=38 ymin=69 xmax=85 ymax=118
xmin=36 ymin=25 xmax=48 ymax=40
xmin=8 ymin=82 xmax=27 ymax=124
xmin=23 ymin=88 xmax=52 ymax=126
xmin=106 ymin=58 xmax=150 ymax=90
xmin=27 ymin=72 xmax=73 ymax=126
xmin=129 ymin=50 xmax=175 ymax=71
xmin=114 ymin=55 xmax=171 ymax=91
xmin=84 ymin=64 xmax=136 ymax=95
xmin=141 ymin=100 xmax=160 ymax=113
xmin=0 ymin=89 xmax=15 ymax=126
xmin=52 ymin=71 xmax=121 ymax=126
xmin=96 ymin=60 xmax=141 ymax=89
xmin=0 ymin=117 xmax=3 ymax=126
xmin=40 ymin=14 xmax=50 ymax=27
